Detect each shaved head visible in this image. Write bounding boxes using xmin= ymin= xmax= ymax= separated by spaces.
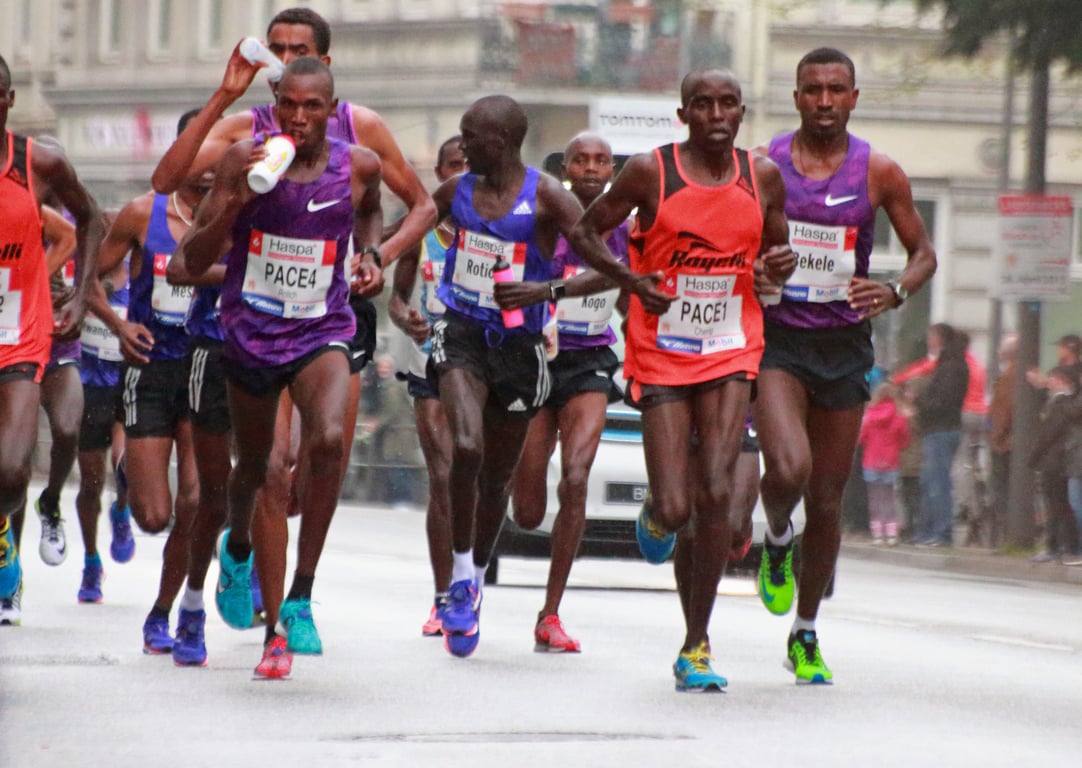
xmin=680 ymin=68 xmax=741 ymax=107
xmin=564 ymin=130 xmax=612 ymax=158
xmin=467 ymin=94 xmax=527 ymax=148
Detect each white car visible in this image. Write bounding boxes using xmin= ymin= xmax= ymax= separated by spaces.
xmin=487 ymin=397 xmax=808 ymax=584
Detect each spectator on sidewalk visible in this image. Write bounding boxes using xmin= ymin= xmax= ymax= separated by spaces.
xmin=858 ymin=382 xmax=910 ymax=545
xmin=987 ymin=333 xmax=1017 ymax=546
xmin=1028 ymin=366 xmax=1081 ymax=562
xmin=914 ymin=323 xmax=968 ymax=547
xmin=897 ymin=378 xmax=924 ymax=539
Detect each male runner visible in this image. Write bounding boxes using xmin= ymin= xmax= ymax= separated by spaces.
xmin=151 ymin=6 xmax=435 ymax=661
xmin=505 ymin=131 xmax=628 ymax=653
xmin=74 ymin=245 xmax=134 ymax=605
xmin=90 ymin=110 xmax=209 ymax=654
xmin=0 ymin=53 xmax=103 ymax=605
xmin=417 ymin=95 xmax=585 ymax=658
xmin=387 ymin=134 xmax=466 ymax=637
xmin=753 ymin=47 xmax=936 ymax=683
xmin=567 ymin=69 xmax=794 ymax=690
xmin=174 ymin=57 xmax=383 ymax=679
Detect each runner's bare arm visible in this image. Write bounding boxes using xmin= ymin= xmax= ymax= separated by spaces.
xmin=151 ymin=41 xmax=263 ymax=193
xmin=175 ymin=141 xmax=256 ymax=278
xmin=753 ymin=155 xmax=795 ymax=290
xmin=350 ymin=146 xmax=384 ymax=297
xmin=872 ymin=151 xmax=937 ymax=297
xmin=34 ymin=144 xmax=104 ymax=338
xmin=352 ymin=107 xmax=437 ymax=267
xmin=388 ymin=241 xmax=429 ymax=345
xmin=166 ymin=257 xmax=227 ymax=288
xmin=42 ymin=205 xmax=76 ymax=277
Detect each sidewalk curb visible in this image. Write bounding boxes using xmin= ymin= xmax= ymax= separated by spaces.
xmin=840 ymin=541 xmax=1082 ymax=587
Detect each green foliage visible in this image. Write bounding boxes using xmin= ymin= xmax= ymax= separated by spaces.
xmin=911 ymin=0 xmax=1082 ymax=71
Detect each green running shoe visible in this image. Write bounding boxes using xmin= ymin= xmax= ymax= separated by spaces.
xmin=673 ymin=641 xmax=727 ymax=692
xmin=277 ymin=597 xmax=322 ymax=655
xmin=757 ymin=537 xmax=794 ymax=615
xmin=787 ymin=629 xmax=833 ymax=685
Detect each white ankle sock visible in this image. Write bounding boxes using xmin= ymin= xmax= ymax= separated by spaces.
xmin=179 ymin=587 xmax=204 ymax=613
xmin=791 ymin=616 xmax=816 ymax=635
xmin=766 ymin=522 xmax=793 ymax=546
xmin=452 ymin=550 xmax=474 ymax=584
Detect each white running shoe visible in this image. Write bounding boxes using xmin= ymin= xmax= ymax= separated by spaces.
xmin=37 ymin=497 xmax=68 ymax=566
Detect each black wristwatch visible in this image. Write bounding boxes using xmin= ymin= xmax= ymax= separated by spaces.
xmin=886 ymin=280 xmax=908 ymax=308
xmin=360 ymin=245 xmax=382 ymax=268
xmin=548 ymin=280 xmax=566 ymax=302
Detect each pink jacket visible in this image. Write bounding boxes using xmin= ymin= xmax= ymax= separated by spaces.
xmin=859 ymin=399 xmax=911 ymax=472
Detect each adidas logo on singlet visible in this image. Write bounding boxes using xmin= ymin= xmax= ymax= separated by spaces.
xmin=511 ymin=201 xmax=532 ymax=215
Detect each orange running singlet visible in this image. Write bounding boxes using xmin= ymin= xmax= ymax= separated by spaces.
xmin=624 ymin=144 xmax=764 ymax=387
xmin=0 ymin=132 xmax=51 ymax=372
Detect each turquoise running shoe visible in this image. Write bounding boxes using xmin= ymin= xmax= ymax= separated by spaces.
xmin=673 ymin=642 xmax=728 ymax=692
xmin=787 ymin=629 xmax=833 ymax=685
xmin=0 ymin=520 xmax=21 ymax=601
xmin=635 ymin=502 xmax=675 ymax=564
xmin=757 ymin=537 xmax=795 ymax=616
xmin=277 ymin=597 xmax=322 ymax=655
xmin=215 ymin=530 xmax=254 ymax=630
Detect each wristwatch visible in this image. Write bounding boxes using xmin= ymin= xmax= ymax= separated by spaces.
xmin=886 ymin=280 xmax=908 ymax=308
xmin=360 ymin=246 xmax=382 ymax=268
xmin=548 ymin=280 xmax=566 ymax=302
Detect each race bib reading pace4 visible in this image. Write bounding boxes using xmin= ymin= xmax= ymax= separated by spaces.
xmin=0 ymin=267 xmax=23 ymax=345
xmin=152 ymin=254 xmax=195 ymax=326
xmin=81 ymin=305 xmax=127 ymax=361
xmin=242 ymin=231 xmax=337 ymax=319
xmin=450 ymin=230 xmax=526 ymax=310
xmin=556 ymin=265 xmax=618 ymax=337
xmin=657 ymin=273 xmax=745 ymax=355
xmin=782 ymin=221 xmax=857 ymax=303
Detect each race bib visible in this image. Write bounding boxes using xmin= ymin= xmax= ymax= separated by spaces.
xmin=242 ymin=230 xmax=338 ymax=319
xmin=151 ymin=254 xmax=194 ymax=326
xmin=421 ymin=259 xmax=446 ymax=317
xmin=782 ymin=221 xmax=857 ymax=303
xmin=62 ymin=259 xmax=75 ymax=289
xmin=0 ymin=268 xmax=23 ymax=346
xmin=555 ymin=265 xmax=618 ymax=337
xmin=656 ymin=273 xmax=746 ymax=355
xmin=81 ymin=305 xmax=127 ymax=361
xmin=450 ymin=229 xmax=526 ymax=310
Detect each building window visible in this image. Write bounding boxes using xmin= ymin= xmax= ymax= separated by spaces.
xmin=98 ymin=0 xmax=124 ymax=59
xmin=148 ymin=0 xmax=173 ymax=55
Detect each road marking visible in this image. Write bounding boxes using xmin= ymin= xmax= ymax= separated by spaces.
xmin=833 ymin=614 xmax=922 ymax=629
xmin=969 ymin=635 xmax=1074 ymax=652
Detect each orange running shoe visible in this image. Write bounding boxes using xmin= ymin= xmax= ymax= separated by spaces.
xmin=253 ymin=635 xmax=293 ymax=680
xmin=534 ymin=614 xmax=581 ymax=653
xmin=422 ymin=604 xmax=443 ymax=637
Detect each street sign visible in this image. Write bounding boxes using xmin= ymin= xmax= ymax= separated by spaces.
xmin=993 ymin=194 xmax=1073 ymax=301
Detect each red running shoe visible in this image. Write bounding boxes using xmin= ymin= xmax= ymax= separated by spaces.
xmin=422 ymin=605 xmax=443 ymax=637
xmin=534 ymin=614 xmax=581 ymax=653
xmin=253 ymin=635 xmax=293 ymax=680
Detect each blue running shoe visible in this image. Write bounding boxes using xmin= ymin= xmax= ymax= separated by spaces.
xmin=636 ymin=502 xmax=674 ymax=564
xmin=215 ymin=530 xmax=254 ymax=630
xmin=78 ymin=557 xmax=104 ymax=603
xmin=276 ymin=598 xmax=322 ymax=655
xmin=441 ymin=579 xmax=481 ymax=658
xmin=250 ymin=563 xmax=263 ymax=616
xmin=172 ymin=609 xmax=208 ymax=667
xmin=0 ymin=520 xmax=21 ymax=601
xmin=109 ymin=501 xmax=135 ymax=563
xmin=143 ymin=612 xmax=173 ymax=654
xmin=673 ymin=641 xmax=728 ymax=692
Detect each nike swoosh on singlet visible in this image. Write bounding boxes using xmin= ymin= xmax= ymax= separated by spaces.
xmin=824 ymin=194 xmax=858 ymax=207
xmin=307 ymin=198 xmax=345 ymax=213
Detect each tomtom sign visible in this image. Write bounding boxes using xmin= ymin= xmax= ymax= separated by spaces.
xmin=590 ymin=96 xmax=685 ymax=155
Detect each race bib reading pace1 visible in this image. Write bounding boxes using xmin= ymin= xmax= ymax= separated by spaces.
xmin=242 ymin=230 xmax=337 ymax=319
xmin=0 ymin=268 xmax=23 ymax=345
xmin=555 ymin=265 xmax=618 ymax=337
xmin=657 ymin=273 xmax=746 ymax=355
xmin=782 ymin=220 xmax=857 ymax=303
xmin=450 ymin=230 xmax=526 ymax=310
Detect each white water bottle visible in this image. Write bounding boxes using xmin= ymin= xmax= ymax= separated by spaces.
xmin=239 ymin=37 xmax=285 ymax=82
xmin=247 ymin=134 xmax=296 ymax=194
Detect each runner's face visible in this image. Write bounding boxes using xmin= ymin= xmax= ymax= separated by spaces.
xmin=266 ymin=24 xmax=327 ymax=66
xmin=275 ymin=73 xmax=334 ymax=153
xmin=678 ymin=73 xmax=744 ymax=151
xmin=435 ymin=143 xmax=466 ymax=182
xmin=562 ymin=137 xmax=613 ymax=205
xmin=459 ymin=111 xmax=501 ymax=176
xmin=794 ymin=62 xmax=858 ymax=141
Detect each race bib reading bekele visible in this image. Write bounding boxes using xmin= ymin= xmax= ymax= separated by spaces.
xmin=782 ymin=220 xmax=857 ymax=303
